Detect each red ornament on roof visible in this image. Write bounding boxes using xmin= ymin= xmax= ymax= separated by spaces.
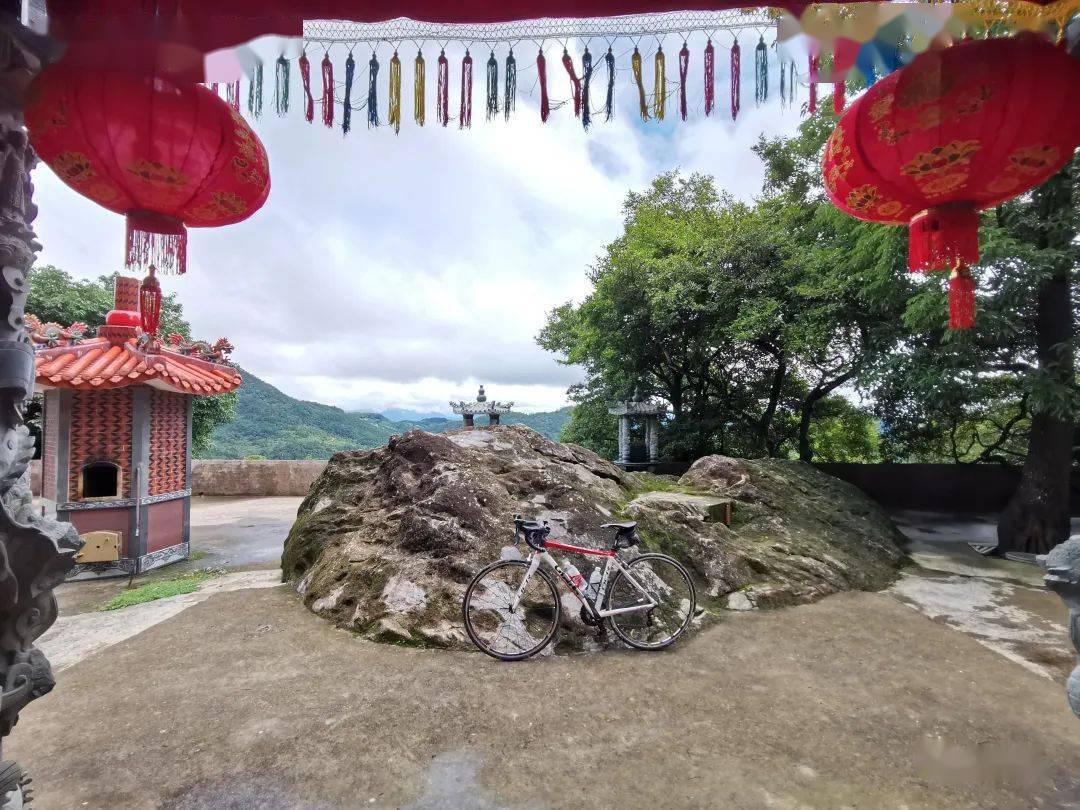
xmin=25 ymin=61 xmax=271 ymax=275
xmin=822 ymin=34 xmax=1080 ymax=329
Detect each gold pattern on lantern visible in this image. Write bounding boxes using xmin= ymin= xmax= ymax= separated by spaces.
xmin=125 ymin=159 xmax=189 ymax=190
xmin=53 ymin=151 xmax=96 ymax=185
xmin=187 ymin=190 xmax=247 ymax=221
xmin=920 ymin=172 xmax=970 ymax=196
xmin=901 ymin=140 xmax=981 ymax=181
xmin=845 ymin=184 xmax=881 ymax=213
xmin=825 ymin=126 xmax=854 ymax=194
xmin=876 ymin=200 xmax=904 ymax=218
xmin=1007 ymin=144 xmax=1059 ymax=175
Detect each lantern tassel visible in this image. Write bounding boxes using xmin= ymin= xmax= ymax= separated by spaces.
xmin=460 ymin=50 xmax=473 ymax=128
xmin=561 ymin=48 xmax=582 ymax=118
xmin=604 ymin=47 xmax=615 ymax=121
xmin=949 ymin=265 xmax=976 ymax=330
xmin=653 ymin=46 xmax=666 ymax=120
xmin=415 ymin=50 xmax=426 ymax=126
xmin=704 ymin=39 xmax=715 ymax=116
xmin=389 ymin=51 xmax=402 ymax=134
xmin=581 ymin=47 xmax=593 ymax=130
xmin=343 ymin=52 xmax=355 ymax=134
xmin=755 ymin=37 xmax=767 ymax=105
xmin=537 ymin=49 xmax=550 ymax=123
xmin=486 ymin=51 xmax=499 ymax=121
xmin=436 ymin=50 xmax=449 ymax=126
xmin=631 ymin=47 xmax=649 ymax=121
xmin=731 ymin=40 xmax=741 ymax=120
xmin=808 ymin=54 xmax=818 ymax=114
xmin=275 ymin=56 xmax=289 ymax=116
xmin=788 ymin=59 xmax=797 ymax=106
xmin=140 ymin=266 xmax=162 ymax=336
xmin=321 ymin=54 xmax=334 ymax=127
xmin=678 ymin=42 xmax=689 ymax=121
xmin=834 ymin=80 xmax=845 ymax=115
xmin=367 ymin=52 xmax=380 ymax=127
xmin=126 ymin=213 xmax=187 ymax=276
xmin=779 ymin=59 xmax=787 ymax=109
xmin=908 ymin=204 xmax=980 ymax=273
xmin=504 ymin=49 xmax=516 ymax=120
xmin=299 ymin=52 xmax=314 ymax=122
xmin=248 ymin=63 xmax=263 ymax=119
xmin=229 ymin=80 xmax=241 ymax=113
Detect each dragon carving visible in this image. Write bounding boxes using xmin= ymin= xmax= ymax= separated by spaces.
xmin=24 ymin=314 xmax=87 ymax=347
xmin=165 ymin=333 xmax=235 ymax=363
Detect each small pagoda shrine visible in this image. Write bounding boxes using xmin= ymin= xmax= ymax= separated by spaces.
xmin=608 ymin=398 xmax=668 ymax=470
xmin=451 ymin=385 xmax=512 ymax=428
xmin=31 ymin=274 xmax=242 ymax=579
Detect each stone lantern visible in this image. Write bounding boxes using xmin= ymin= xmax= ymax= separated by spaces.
xmin=608 ymin=399 xmax=667 ymax=470
xmin=451 ymin=385 xmax=513 ymax=428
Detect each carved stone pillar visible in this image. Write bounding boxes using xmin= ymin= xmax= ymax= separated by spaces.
xmin=1042 ymin=536 xmax=1080 ymax=717
xmin=617 ymin=415 xmax=629 ymax=465
xmin=0 ymin=11 xmax=83 ymax=800
xmin=646 ymin=415 xmax=659 ymax=463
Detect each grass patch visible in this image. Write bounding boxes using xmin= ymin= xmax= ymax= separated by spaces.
xmin=100 ymin=570 xmax=219 ymax=611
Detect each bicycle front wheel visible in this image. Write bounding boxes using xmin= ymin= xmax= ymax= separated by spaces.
xmin=605 ymin=553 xmax=696 ymax=650
xmin=462 ymin=560 xmax=561 ymax=661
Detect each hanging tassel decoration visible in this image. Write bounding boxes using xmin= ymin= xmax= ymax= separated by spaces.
xmin=604 ymin=47 xmax=615 ymax=121
xmin=389 ymin=51 xmax=402 ymax=134
xmin=226 ymin=80 xmax=240 ymax=112
xmin=631 ymin=47 xmax=649 ymax=121
xmin=537 ymin=48 xmax=550 ymax=123
xmin=809 ymin=53 xmax=818 ymax=114
xmin=436 ymin=50 xmax=449 ymax=126
xmin=948 ymin=265 xmax=976 ymax=330
xmin=126 ymin=212 xmax=188 ymax=276
xmin=486 ymin=51 xmax=499 ymax=120
xmin=704 ymin=39 xmax=715 ymax=116
xmin=299 ymin=52 xmax=314 ymax=122
xmin=367 ymin=52 xmax=380 ymax=127
xmin=834 ymin=79 xmax=845 ymax=115
xmin=678 ymin=42 xmax=690 ymax=121
xmin=581 ymin=47 xmax=594 ymax=130
xmin=321 ymin=54 xmax=334 ymax=127
xmin=414 ymin=50 xmax=426 ymax=126
xmin=653 ymin=46 xmax=666 ymax=120
xmin=788 ymin=59 xmax=797 ymax=106
xmin=730 ymin=40 xmax=741 ymax=120
xmin=779 ymin=59 xmax=787 ymax=109
xmin=561 ymin=48 xmax=583 ymax=118
xmin=504 ymin=49 xmax=516 ymax=120
xmin=248 ymin=63 xmax=263 ymax=119
xmin=755 ymin=37 xmax=768 ymax=105
xmin=342 ymin=52 xmax=356 ymax=134
xmin=459 ymin=50 xmax=473 ymax=128
xmin=275 ymin=56 xmax=290 ymax=116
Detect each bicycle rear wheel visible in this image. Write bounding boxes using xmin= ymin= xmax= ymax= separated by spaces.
xmin=605 ymin=553 xmax=695 ymax=650
xmin=462 ymin=560 xmax=561 ymax=660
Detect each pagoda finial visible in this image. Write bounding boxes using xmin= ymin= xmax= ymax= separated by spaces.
xmin=477 ymin=385 xmax=486 ymax=403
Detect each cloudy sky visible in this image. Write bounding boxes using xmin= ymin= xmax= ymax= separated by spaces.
xmin=32 ymin=34 xmax=809 ymax=414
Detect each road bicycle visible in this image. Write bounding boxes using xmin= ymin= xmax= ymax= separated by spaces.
xmin=462 ymin=515 xmax=696 ymax=660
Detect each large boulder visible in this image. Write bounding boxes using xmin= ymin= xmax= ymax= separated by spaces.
xmin=282 ymin=427 xmax=907 ymax=649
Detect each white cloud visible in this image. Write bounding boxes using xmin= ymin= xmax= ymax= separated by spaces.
xmin=31 ymin=35 xmax=806 ymax=414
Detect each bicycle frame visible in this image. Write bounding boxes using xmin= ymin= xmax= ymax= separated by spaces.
xmin=511 ymin=543 xmax=657 ymax=622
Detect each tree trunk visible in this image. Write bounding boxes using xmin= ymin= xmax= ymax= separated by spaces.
xmin=798 ymin=399 xmax=815 ymax=463
xmin=998 ymin=164 xmax=1076 ymax=555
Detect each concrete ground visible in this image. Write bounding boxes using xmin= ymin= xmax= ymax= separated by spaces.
xmin=15 ymin=501 xmax=1080 ymax=809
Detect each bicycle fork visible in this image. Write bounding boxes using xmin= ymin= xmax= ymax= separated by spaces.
xmin=512 ymin=552 xmax=607 ymax=622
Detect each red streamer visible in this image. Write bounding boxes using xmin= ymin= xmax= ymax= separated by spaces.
xmin=834 ymin=81 xmax=845 ymax=115
xmin=321 ymin=54 xmax=334 ymax=127
xmin=561 ymin=49 xmax=582 ymax=117
xmin=299 ymin=53 xmax=314 ymax=122
xmin=537 ymin=49 xmax=550 ymax=122
xmin=808 ymin=54 xmax=818 ymax=114
xmin=949 ymin=266 xmax=976 ymax=330
xmin=125 ymin=212 xmax=188 ymax=276
xmin=230 ymin=80 xmax=240 ymax=112
xmin=436 ymin=50 xmax=449 ymax=126
xmin=140 ymin=266 xmax=162 ymax=335
xmin=730 ymin=41 xmax=741 ymax=120
xmin=678 ymin=42 xmax=690 ymax=120
xmin=704 ymin=39 xmax=715 ymax=116
xmin=460 ymin=50 xmax=473 ymax=128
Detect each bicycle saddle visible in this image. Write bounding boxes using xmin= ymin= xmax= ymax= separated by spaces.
xmin=601 ymin=522 xmax=637 ymax=532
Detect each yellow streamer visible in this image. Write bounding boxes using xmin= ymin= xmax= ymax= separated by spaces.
xmin=653 ymin=47 xmax=666 ymax=121
xmin=414 ymin=51 xmax=426 ymax=126
xmin=389 ymin=51 xmax=402 ymax=134
xmin=631 ymin=48 xmax=649 ymax=121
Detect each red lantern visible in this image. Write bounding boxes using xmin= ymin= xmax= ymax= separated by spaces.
xmin=823 ymin=34 xmax=1080 ymax=328
xmin=140 ymin=266 xmax=162 ymax=335
xmin=25 ymin=63 xmax=271 ymax=275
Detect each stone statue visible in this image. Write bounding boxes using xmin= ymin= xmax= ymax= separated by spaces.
xmin=0 ymin=10 xmax=82 ymax=802
xmin=1042 ymin=536 xmax=1080 ymax=717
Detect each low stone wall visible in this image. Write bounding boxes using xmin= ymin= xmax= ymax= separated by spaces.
xmin=191 ymin=460 xmax=327 ymax=496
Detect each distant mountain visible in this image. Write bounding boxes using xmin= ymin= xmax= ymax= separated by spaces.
xmin=380 ymin=407 xmax=455 ymax=422
xmin=203 ymin=370 xmax=572 ymax=460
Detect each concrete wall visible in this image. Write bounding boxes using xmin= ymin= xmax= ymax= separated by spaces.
xmin=190 ymin=460 xmax=327 ymax=496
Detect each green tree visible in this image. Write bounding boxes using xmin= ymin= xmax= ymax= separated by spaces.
xmin=26 ymin=265 xmax=237 ymax=455
xmin=558 ymin=396 xmax=618 ymax=459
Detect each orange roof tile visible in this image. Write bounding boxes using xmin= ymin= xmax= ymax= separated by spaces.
xmin=34 ymin=338 xmax=242 ymax=395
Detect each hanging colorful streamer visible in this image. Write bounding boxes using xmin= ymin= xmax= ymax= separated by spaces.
xmin=808 ymin=53 xmax=819 ymax=114
xmin=631 ymin=47 xmax=649 ymax=121
xmin=299 ymin=52 xmax=314 ymax=122
xmin=537 ymin=48 xmax=550 ymax=123
xmin=437 ymin=49 xmax=449 ymax=126
xmin=275 ymin=56 xmax=289 ymax=116
xmin=834 ymin=80 xmax=845 ymax=114
xmin=321 ymin=54 xmax=334 ymax=127
xmin=755 ymin=37 xmax=767 ymax=105
xmin=562 ymin=49 xmax=583 ymax=118
xmin=678 ymin=42 xmax=689 ymax=121
xmin=653 ymin=46 xmax=666 ymax=120
xmin=788 ymin=59 xmax=797 ymax=106
xmin=389 ymin=50 xmax=402 ymax=134
xmin=226 ymin=80 xmax=240 ymax=112
xmin=486 ymin=51 xmax=499 ymax=120
xmin=504 ymin=49 xmax=516 ymax=120
xmin=581 ymin=47 xmax=593 ymax=130
xmin=415 ymin=50 xmax=426 ymax=126
xmin=730 ymin=40 xmax=741 ymax=120
xmin=367 ymin=52 xmax=380 ymax=127
xmin=460 ymin=50 xmax=473 ymax=128
xmin=704 ymin=39 xmax=715 ymax=116
xmin=604 ymin=47 xmax=615 ymax=121
xmin=248 ymin=63 xmax=263 ymax=119
xmin=343 ymin=52 xmax=356 ymax=133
